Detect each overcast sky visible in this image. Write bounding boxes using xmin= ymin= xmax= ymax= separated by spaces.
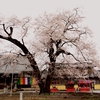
xmin=0 ymin=0 xmax=100 ymax=55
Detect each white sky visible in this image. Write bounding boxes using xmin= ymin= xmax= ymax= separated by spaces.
xmin=0 ymin=0 xmax=100 ymax=56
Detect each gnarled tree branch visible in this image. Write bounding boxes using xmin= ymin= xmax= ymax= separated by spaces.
xmin=3 ymin=24 xmax=13 ymax=37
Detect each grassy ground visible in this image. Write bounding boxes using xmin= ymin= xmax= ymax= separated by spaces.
xmin=0 ymin=92 xmax=100 ymax=100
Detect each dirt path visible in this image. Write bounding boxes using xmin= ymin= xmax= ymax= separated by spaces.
xmin=0 ymin=92 xmax=100 ymax=100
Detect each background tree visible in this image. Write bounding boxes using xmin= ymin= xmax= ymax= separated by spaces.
xmin=0 ymin=8 xmax=99 ymax=94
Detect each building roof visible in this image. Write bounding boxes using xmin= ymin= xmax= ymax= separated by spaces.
xmin=0 ymin=54 xmax=33 ymax=74
xmin=53 ymin=62 xmax=100 ymax=79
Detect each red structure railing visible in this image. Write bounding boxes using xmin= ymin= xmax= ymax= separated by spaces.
xmin=78 ymin=80 xmax=92 ymax=92
xmin=66 ymin=81 xmax=75 ymax=92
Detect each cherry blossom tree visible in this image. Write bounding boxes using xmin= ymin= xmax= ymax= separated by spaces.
xmin=0 ymin=8 xmax=98 ymax=94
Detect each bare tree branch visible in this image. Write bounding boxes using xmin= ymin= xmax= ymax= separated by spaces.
xmin=3 ymin=24 xmax=13 ymax=37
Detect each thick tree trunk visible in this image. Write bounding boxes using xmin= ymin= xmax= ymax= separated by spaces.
xmin=45 ymin=75 xmax=51 ymax=93
xmin=38 ymin=75 xmax=51 ymax=94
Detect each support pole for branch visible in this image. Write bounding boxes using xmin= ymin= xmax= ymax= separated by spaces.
xmin=10 ymin=73 xmax=13 ymax=96
xmin=20 ymin=92 xmax=23 ymax=100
